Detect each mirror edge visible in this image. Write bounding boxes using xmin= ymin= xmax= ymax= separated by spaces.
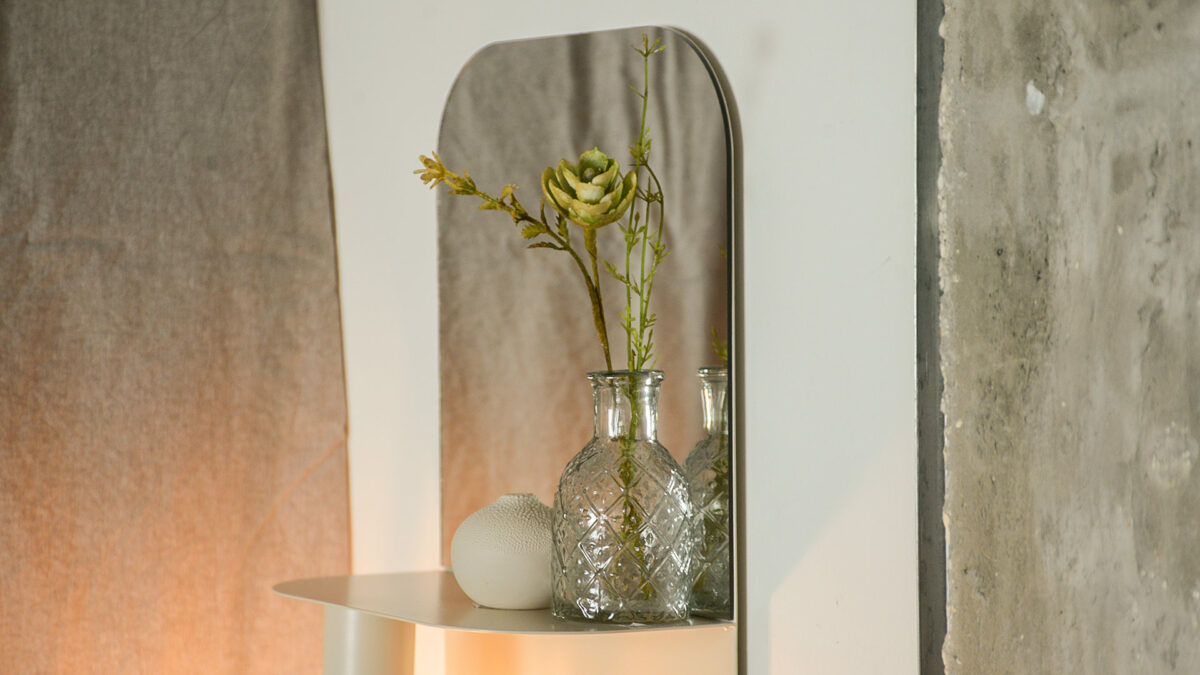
xmin=662 ymin=27 xmax=745 ymax=671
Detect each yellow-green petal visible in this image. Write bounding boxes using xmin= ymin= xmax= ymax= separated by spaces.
xmin=548 ymin=179 xmax=574 ymax=214
xmin=575 ymin=181 xmax=605 ymax=204
xmin=541 ymin=167 xmax=562 ymax=210
xmin=591 ymin=163 xmax=619 ymax=189
xmin=613 ymin=173 xmax=637 ymax=217
xmin=578 ymin=148 xmax=609 ymax=175
xmin=559 ymin=162 xmax=585 ymax=196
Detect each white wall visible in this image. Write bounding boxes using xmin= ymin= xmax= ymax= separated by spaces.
xmin=317 ymin=2 xmax=917 ymax=673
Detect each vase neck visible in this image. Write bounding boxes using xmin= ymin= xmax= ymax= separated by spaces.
xmin=698 ymin=366 xmax=729 ymax=436
xmin=589 ymin=370 xmax=663 ymax=442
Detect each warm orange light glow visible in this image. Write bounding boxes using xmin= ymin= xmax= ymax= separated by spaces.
xmin=442 ymin=626 xmax=736 ymax=675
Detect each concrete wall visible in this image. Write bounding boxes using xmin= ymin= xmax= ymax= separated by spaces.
xmin=937 ymin=1 xmax=1200 ymax=671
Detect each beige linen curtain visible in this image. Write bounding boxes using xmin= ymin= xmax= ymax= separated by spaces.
xmin=0 ymin=1 xmax=349 ymax=672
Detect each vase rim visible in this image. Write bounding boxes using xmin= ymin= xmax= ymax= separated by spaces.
xmin=697 ymin=365 xmax=728 ymax=376
xmin=586 ymin=369 xmax=665 ymax=382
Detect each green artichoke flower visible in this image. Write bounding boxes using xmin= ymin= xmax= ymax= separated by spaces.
xmin=542 ymin=148 xmax=637 ymax=229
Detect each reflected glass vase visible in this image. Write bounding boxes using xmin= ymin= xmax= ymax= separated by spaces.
xmin=551 ymin=370 xmax=698 ymax=623
xmin=683 ymin=366 xmax=731 ymax=618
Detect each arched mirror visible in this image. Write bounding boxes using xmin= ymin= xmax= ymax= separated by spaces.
xmin=435 ymin=24 xmax=739 ymax=626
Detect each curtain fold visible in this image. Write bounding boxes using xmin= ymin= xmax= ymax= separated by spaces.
xmin=0 ymin=1 xmax=349 ymax=672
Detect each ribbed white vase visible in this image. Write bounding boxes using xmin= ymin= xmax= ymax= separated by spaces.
xmin=450 ymin=493 xmax=553 ymax=610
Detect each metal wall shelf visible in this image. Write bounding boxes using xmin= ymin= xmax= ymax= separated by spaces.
xmin=275 ymin=570 xmax=732 ymax=635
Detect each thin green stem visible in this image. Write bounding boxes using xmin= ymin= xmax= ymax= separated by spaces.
xmin=415 ymin=155 xmax=613 ymax=369
xmin=619 ymin=33 xmax=665 ymax=373
xmin=637 ymin=167 xmax=667 ymax=371
xmin=583 ymin=228 xmax=613 ymax=371
xmin=628 ymin=222 xmax=638 ymax=367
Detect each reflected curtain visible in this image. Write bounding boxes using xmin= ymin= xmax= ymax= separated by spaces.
xmin=437 ymin=28 xmax=729 ymax=561
xmin=0 ymin=1 xmax=349 ymax=672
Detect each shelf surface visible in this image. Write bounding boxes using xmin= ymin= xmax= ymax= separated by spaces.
xmin=274 ymin=570 xmax=733 ymax=635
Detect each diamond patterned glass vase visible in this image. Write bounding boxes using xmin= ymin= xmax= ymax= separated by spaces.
xmin=683 ymin=366 xmax=731 ymax=618
xmin=551 ymin=370 xmax=698 ymax=623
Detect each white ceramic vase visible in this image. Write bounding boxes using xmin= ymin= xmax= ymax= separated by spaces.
xmin=450 ymin=493 xmax=553 ymax=610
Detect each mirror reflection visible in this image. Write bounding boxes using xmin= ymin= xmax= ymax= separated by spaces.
xmin=434 ymin=26 xmax=732 ymax=617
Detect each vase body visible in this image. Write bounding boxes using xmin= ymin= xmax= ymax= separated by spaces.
xmin=551 ymin=370 xmax=697 ymax=623
xmin=450 ymin=493 xmax=553 ymax=610
xmin=683 ymin=366 xmax=732 ymax=618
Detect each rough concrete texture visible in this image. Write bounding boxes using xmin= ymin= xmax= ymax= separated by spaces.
xmin=939 ymin=1 xmax=1200 ymax=672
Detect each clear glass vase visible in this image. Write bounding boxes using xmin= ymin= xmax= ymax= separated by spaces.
xmin=683 ymin=366 xmax=731 ymax=618
xmin=551 ymin=370 xmax=697 ymax=623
